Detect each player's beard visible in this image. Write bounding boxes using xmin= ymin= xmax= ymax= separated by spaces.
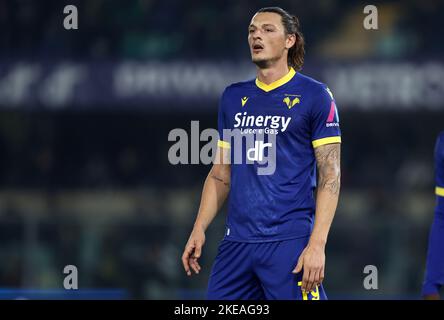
xmin=252 ymin=53 xmax=283 ymax=69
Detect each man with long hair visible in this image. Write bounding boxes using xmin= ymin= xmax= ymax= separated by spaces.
xmin=182 ymin=7 xmax=341 ymax=300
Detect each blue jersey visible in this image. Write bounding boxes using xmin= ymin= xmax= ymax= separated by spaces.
xmin=436 ymin=132 xmax=444 ymax=216
xmin=217 ymin=68 xmax=341 ymax=242
xmin=423 ymin=131 xmax=444 ymax=295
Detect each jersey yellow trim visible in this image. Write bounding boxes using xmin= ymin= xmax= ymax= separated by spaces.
xmin=217 ymin=140 xmax=231 ymax=149
xmin=312 ymin=136 xmax=342 ymax=148
xmin=255 ymin=67 xmax=296 ymax=92
xmin=436 ymin=187 xmax=444 ymax=197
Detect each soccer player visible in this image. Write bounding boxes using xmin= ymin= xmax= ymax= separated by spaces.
xmin=422 ymin=131 xmax=444 ymax=300
xmin=181 ymin=7 xmax=341 ymax=300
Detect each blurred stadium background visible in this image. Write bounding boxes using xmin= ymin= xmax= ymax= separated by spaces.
xmin=0 ymin=0 xmax=443 ymax=299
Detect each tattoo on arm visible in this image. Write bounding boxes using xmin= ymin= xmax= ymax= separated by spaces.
xmin=314 ymin=143 xmax=341 ymax=195
xmin=211 ymin=175 xmax=230 ymax=187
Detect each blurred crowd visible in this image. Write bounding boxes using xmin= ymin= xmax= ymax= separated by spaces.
xmin=1 ymin=0 xmax=443 ymax=60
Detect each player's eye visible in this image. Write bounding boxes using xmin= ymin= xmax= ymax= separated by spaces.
xmin=248 ymin=29 xmax=255 ymax=33
xmin=265 ymin=28 xmax=274 ymax=32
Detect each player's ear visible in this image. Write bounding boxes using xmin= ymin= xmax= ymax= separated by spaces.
xmin=285 ymin=34 xmax=296 ymax=50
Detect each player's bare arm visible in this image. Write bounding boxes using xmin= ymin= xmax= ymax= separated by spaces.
xmin=315 ymin=143 xmax=341 ymax=195
xmin=294 ymin=143 xmax=341 ymax=292
xmin=181 ymin=147 xmax=231 ymax=276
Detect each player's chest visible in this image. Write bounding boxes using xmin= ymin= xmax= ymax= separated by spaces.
xmin=226 ymin=92 xmax=310 ymax=134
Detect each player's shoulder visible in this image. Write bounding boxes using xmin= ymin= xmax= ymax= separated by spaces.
xmin=435 ymin=131 xmax=444 ymax=160
xmin=219 ymin=79 xmax=255 ymax=108
xmin=295 ymin=72 xmax=333 ymax=97
xmin=223 ymin=78 xmax=256 ymax=95
xmin=294 ymin=72 xmax=335 ymax=109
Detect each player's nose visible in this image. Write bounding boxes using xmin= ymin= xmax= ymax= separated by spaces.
xmin=253 ymin=32 xmax=262 ymax=40
xmin=250 ymin=29 xmax=262 ymax=40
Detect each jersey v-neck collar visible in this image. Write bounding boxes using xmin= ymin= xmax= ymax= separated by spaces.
xmin=255 ymin=67 xmax=296 ymax=92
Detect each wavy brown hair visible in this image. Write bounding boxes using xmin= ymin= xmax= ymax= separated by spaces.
xmin=256 ymin=7 xmax=305 ymax=71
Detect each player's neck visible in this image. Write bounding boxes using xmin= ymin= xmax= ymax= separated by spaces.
xmin=256 ymin=62 xmax=290 ymax=85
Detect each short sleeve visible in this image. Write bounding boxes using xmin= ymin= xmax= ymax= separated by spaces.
xmin=217 ymin=89 xmax=230 ymax=149
xmin=311 ymin=85 xmax=342 ymax=148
